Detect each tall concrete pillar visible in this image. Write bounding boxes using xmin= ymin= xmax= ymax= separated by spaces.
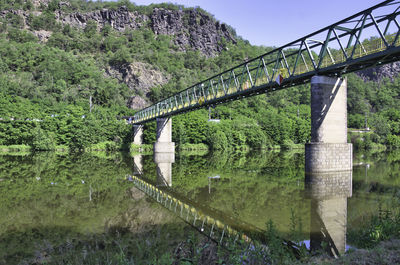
xmin=133 ymin=125 xmax=143 ymax=145
xmin=155 ymin=152 xmax=175 ymax=187
xmin=305 ymin=76 xmax=353 ymax=256
xmin=306 ymin=76 xmax=352 ymax=173
xmin=154 ymin=118 xmax=175 ymax=153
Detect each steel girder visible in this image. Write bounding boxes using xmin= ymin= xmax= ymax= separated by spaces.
xmin=131 ymin=0 xmax=400 ymax=124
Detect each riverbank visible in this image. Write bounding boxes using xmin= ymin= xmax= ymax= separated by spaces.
xmin=1 ymin=140 xmax=395 ymax=154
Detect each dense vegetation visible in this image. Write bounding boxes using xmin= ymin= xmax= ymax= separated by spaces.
xmin=0 ymin=0 xmax=400 ymax=151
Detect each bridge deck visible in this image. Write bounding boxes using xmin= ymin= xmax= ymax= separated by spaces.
xmin=132 ymin=0 xmax=400 ymax=124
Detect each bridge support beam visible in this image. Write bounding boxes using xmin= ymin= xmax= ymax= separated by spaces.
xmin=133 ymin=125 xmax=143 ymax=145
xmin=154 ymin=118 xmax=175 ymax=153
xmin=305 ymin=76 xmax=353 ymax=256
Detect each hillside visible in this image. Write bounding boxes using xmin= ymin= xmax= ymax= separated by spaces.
xmin=0 ymin=0 xmax=400 ymax=151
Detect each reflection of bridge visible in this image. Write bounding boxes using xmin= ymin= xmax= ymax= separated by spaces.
xmin=129 ymin=175 xmax=256 ymax=245
xmin=132 ymin=152 xmax=353 ymax=256
xmin=130 ymin=155 xmax=261 ymax=245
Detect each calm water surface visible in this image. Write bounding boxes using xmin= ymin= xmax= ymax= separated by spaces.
xmin=0 ymin=150 xmax=399 ymax=262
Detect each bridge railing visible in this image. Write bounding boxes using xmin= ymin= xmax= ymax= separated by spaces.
xmin=133 ymin=0 xmax=400 ymax=124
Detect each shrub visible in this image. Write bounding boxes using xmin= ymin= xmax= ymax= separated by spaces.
xmin=31 ymin=127 xmax=56 ymax=151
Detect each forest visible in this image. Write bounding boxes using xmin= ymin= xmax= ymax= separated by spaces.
xmin=1 ymin=0 xmax=400 ymax=151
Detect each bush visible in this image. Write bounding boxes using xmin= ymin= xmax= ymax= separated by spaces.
xmin=208 ymin=130 xmax=228 ymax=150
xmin=387 ymin=134 xmax=400 ymax=148
xmin=31 ymin=127 xmax=56 ymax=151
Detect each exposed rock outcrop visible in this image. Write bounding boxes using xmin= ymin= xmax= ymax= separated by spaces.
xmin=1 ymin=5 xmax=237 ymax=57
xmin=56 ymin=6 xmax=149 ymax=32
xmin=357 ymin=62 xmax=400 ymax=82
xmin=151 ymin=8 xmax=236 ymax=57
xmin=105 ymin=61 xmax=169 ymax=109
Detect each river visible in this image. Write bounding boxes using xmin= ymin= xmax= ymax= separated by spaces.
xmin=0 ymin=149 xmax=399 ymax=264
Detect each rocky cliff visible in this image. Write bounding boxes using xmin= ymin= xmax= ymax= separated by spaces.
xmin=357 ymin=62 xmax=400 ymax=82
xmin=55 ymin=5 xmax=236 ymax=57
xmin=105 ymin=61 xmax=169 ymax=110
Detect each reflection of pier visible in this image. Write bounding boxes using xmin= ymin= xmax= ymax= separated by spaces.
xmin=133 ymin=155 xmax=143 ymax=176
xmin=306 ymin=171 xmax=352 ymax=257
xmin=155 ymin=152 xmax=174 ymax=187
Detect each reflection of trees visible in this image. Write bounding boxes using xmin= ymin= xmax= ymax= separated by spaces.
xmin=0 ymin=153 xmax=133 ymax=237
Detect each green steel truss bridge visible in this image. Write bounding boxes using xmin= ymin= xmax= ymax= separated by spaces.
xmin=131 ymin=0 xmax=400 ymax=124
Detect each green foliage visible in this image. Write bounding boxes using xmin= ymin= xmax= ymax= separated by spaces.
xmin=387 ymin=134 xmax=400 ymax=148
xmin=31 ymin=126 xmax=56 ymax=151
xmin=348 ymin=205 xmax=400 ymax=248
xmin=208 ymin=129 xmax=228 ymax=150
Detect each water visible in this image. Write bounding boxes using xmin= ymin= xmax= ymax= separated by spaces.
xmin=0 ymin=150 xmax=399 ymax=263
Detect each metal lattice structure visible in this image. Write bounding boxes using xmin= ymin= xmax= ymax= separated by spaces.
xmin=129 ymin=174 xmax=256 ymax=245
xmin=131 ymin=0 xmax=400 ymax=124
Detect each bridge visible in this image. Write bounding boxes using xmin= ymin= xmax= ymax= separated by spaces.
xmin=131 ymin=0 xmax=400 ymax=125
xmin=128 ymin=0 xmax=400 ymax=152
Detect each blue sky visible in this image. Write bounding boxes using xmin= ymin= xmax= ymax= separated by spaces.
xmin=122 ymin=0 xmax=382 ymax=47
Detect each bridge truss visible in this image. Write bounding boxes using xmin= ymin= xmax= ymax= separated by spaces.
xmin=132 ymin=0 xmax=400 ymax=124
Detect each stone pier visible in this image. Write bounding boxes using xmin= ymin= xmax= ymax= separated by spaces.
xmin=133 ymin=125 xmax=143 ymax=145
xmin=305 ymin=76 xmax=353 ymax=256
xmin=154 ymin=117 xmax=175 ymax=186
xmin=306 ymin=76 xmax=352 ymax=173
xmin=154 ymin=118 xmax=175 ymax=153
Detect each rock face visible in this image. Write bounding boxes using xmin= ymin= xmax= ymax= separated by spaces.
xmin=151 ymin=8 xmax=236 ymax=57
xmin=56 ymin=6 xmax=149 ymax=32
xmin=105 ymin=61 xmax=169 ymax=109
xmin=357 ymin=62 xmax=400 ymax=82
xmin=54 ymin=6 xmax=235 ymax=57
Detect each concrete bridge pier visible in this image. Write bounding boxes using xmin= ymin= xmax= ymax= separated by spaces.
xmin=306 ymin=75 xmax=352 ymax=174
xmin=133 ymin=125 xmax=143 ymax=145
xmin=154 ymin=118 xmax=175 ymax=153
xmin=154 ymin=117 xmax=175 ymax=187
xmin=305 ymin=75 xmax=353 ymax=256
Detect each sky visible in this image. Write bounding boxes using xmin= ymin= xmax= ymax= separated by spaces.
xmin=117 ymin=0 xmax=383 ymax=47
